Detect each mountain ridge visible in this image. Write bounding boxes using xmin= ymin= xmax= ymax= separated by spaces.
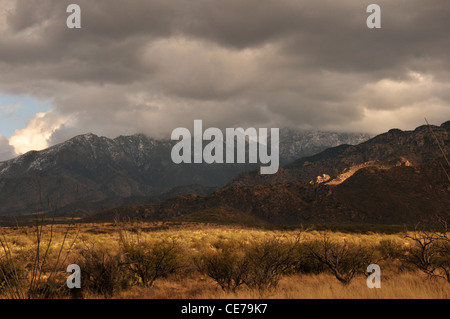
xmin=0 ymin=129 xmax=370 ymax=215
xmin=85 ymin=121 xmax=450 ymax=225
xmin=227 ymin=121 xmax=450 ymax=187
xmin=89 ymin=155 xmax=450 ymax=225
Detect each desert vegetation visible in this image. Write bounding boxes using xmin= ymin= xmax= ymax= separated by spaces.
xmin=0 ymin=220 xmax=448 ymax=299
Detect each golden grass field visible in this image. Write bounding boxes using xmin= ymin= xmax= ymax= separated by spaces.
xmin=0 ymin=221 xmax=448 ymax=299
xmin=115 ymin=272 xmax=450 ymax=299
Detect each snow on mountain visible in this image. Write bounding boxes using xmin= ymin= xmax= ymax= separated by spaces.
xmin=0 ymin=129 xmax=371 ymax=215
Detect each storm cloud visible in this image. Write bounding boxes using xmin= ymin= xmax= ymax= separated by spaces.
xmin=1 ymin=0 xmax=450 ymax=158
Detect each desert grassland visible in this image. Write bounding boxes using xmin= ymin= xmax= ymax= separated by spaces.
xmin=0 ymin=222 xmax=408 ymax=259
xmin=115 ymin=272 xmax=450 ymax=299
xmin=0 ymin=221 xmax=406 ymax=252
xmin=0 ymin=221 xmax=448 ymax=299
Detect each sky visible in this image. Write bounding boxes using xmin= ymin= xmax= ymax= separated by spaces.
xmin=0 ymin=0 xmax=450 ymax=161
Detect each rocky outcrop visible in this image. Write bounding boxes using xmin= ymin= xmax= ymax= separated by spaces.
xmin=92 ymin=155 xmax=450 ymax=225
xmin=227 ymin=121 xmax=450 ymax=187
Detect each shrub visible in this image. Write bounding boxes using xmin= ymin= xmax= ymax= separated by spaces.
xmin=243 ymin=236 xmax=298 ymax=290
xmin=307 ymin=233 xmax=376 ymax=285
xmin=377 ymin=239 xmax=406 ymax=260
xmin=121 ymin=238 xmax=185 ymax=287
xmin=0 ymin=255 xmax=26 ymax=297
xmin=292 ymin=242 xmax=327 ymax=274
xmin=78 ymin=246 xmax=126 ymax=297
xmin=0 ymin=218 xmax=79 ymax=299
xmin=197 ymin=235 xmax=301 ymax=292
xmin=405 ymin=230 xmax=450 ymax=283
xmin=27 ymin=272 xmax=69 ymax=299
xmin=195 ymin=241 xmax=248 ymax=292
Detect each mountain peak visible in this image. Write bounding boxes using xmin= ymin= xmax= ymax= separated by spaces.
xmin=0 ymin=128 xmax=373 ymax=215
xmin=441 ymin=120 xmax=450 ymax=131
xmin=69 ymin=132 xmax=101 ymax=142
xmin=229 ymin=120 xmax=450 ymax=187
xmin=388 ymin=128 xmax=403 ymax=134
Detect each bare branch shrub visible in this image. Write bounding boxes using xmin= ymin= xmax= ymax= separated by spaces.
xmin=195 ymin=240 xmax=248 ymax=292
xmin=307 ymin=232 xmax=375 ymax=285
xmin=405 ymin=222 xmax=450 ymax=283
xmin=196 ymin=234 xmax=301 ymax=292
xmin=78 ymin=243 xmax=126 ymax=298
xmin=0 ymin=215 xmax=79 ymax=299
xmin=292 ymin=242 xmax=327 ymax=274
xmin=243 ymin=235 xmax=300 ymax=290
xmin=119 ymin=230 xmax=185 ymax=288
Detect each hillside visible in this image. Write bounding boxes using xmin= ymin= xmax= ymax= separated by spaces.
xmin=0 ymin=130 xmax=368 ymax=215
xmin=91 ymin=155 xmax=449 ymax=225
xmin=87 ymin=121 xmax=450 ymax=225
xmin=227 ymin=121 xmax=450 ymax=186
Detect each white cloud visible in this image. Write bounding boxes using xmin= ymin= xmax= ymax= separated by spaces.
xmin=355 ymin=72 xmax=448 ymax=110
xmin=9 ymin=110 xmax=71 ymax=155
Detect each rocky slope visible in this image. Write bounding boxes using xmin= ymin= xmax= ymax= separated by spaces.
xmin=92 ymin=155 xmax=450 ymax=225
xmin=87 ymin=121 xmax=450 ymax=225
xmin=0 ymin=129 xmax=369 ymax=215
xmin=227 ymin=121 xmax=450 ymax=186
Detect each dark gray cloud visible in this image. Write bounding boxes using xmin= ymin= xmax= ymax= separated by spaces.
xmin=0 ymin=0 xmax=449 ymax=154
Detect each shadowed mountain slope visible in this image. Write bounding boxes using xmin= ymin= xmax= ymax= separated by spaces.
xmin=0 ymin=130 xmax=369 ymax=215
xmin=89 ymin=155 xmax=450 ymax=225
xmin=227 ymin=121 xmax=450 ymax=186
xmin=87 ymin=122 xmax=450 ymax=225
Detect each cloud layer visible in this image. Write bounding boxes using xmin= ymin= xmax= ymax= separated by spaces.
xmin=1 ymin=0 xmax=450 ymax=159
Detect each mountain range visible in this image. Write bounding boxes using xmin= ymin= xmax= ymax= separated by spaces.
xmin=228 ymin=121 xmax=450 ymax=186
xmin=0 ymin=129 xmax=369 ymax=215
xmin=88 ymin=121 xmax=450 ymax=225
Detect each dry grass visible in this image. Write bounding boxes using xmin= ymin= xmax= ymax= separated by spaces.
xmin=116 ymin=272 xmax=449 ymax=299
xmin=0 ymin=221 xmax=448 ymax=299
